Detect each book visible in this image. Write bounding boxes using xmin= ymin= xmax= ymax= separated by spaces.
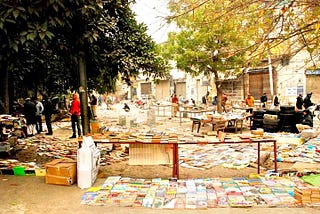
xmin=80 ymin=192 xmax=98 ymax=205
xmin=185 ymin=193 xmax=197 ymax=209
xmin=142 ymin=196 xmax=154 ymax=208
xmin=174 ymin=197 xmax=186 ymax=209
xmin=152 ymin=197 xmax=164 ymax=209
xmin=163 ymin=198 xmax=176 ymax=209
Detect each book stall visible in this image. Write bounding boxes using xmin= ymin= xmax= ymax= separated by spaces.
xmin=1 ymin=107 xmax=320 ymax=209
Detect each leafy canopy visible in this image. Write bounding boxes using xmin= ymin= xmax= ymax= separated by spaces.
xmin=0 ymin=0 xmax=169 ymax=98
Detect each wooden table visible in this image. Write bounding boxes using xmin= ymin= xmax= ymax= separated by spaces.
xmin=191 ymin=115 xmax=246 ymax=134
xmin=85 ymin=137 xmax=277 ymax=179
xmin=179 ymin=108 xmax=214 ymax=125
xmin=152 ymin=104 xmax=171 ymax=117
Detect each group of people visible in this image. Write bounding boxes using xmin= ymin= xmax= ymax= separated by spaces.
xmin=19 ymin=92 xmax=100 ymax=139
xmin=22 ymin=95 xmax=54 ymax=137
xmin=295 ymin=92 xmax=315 ymax=132
xmin=245 ymin=93 xmax=280 ymax=113
xmin=296 ymin=92 xmax=314 ymax=110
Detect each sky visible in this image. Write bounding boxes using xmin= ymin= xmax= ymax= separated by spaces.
xmin=131 ymin=0 xmax=176 ymax=43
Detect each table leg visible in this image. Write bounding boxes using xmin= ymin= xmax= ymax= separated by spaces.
xmin=273 ymin=141 xmax=277 ymax=172
xmin=172 ymin=144 xmax=179 ymax=179
xmin=257 ymin=142 xmax=260 ymax=174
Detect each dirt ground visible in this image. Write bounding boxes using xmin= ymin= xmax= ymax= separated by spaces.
xmin=0 ymin=103 xmax=318 ymax=213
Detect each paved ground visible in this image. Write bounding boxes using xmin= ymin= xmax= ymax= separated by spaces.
xmin=1 ymin=102 xmax=319 ymax=214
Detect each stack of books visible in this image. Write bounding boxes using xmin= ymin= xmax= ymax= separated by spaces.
xmin=294 ymin=185 xmax=313 ymax=204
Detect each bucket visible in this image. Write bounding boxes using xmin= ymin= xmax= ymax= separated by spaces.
xmin=13 ymin=166 xmax=25 ymax=176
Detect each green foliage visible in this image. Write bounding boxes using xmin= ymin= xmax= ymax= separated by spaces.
xmin=164 ymin=0 xmax=256 ymax=80
xmin=0 ymin=0 xmax=169 ymax=103
xmin=166 ymin=0 xmax=320 ymax=71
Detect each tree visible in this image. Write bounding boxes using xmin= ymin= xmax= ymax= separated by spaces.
xmin=0 ymin=0 xmax=169 ymax=133
xmin=163 ymin=0 xmax=259 ymax=112
xmin=163 ymin=0 xmax=320 ymax=111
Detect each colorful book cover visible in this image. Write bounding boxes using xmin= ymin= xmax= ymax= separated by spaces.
xmin=174 ymin=197 xmax=186 ymax=209
xmin=80 ymin=192 xmax=98 ymax=205
xmin=207 ymin=198 xmax=218 ymax=208
xmin=185 ymin=193 xmax=197 ymax=209
xmin=152 ymin=197 xmax=164 ymax=209
xmin=186 ymin=180 xmax=197 ymax=193
xmin=132 ymin=196 xmax=144 ymax=207
xmin=196 ymin=198 xmax=208 ymax=209
xmin=177 ymin=180 xmax=188 ymax=193
xmin=217 ymin=196 xmax=229 ymax=207
xmin=163 ymin=198 xmax=176 ymax=209
xmin=119 ymin=194 xmax=137 ymax=207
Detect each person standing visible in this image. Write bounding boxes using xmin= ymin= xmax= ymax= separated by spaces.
xmin=260 ymin=92 xmax=268 ymax=108
xmin=202 ymin=91 xmax=209 ymax=105
xmin=33 ymin=97 xmax=44 ymax=134
xmin=221 ymin=93 xmax=228 ymax=112
xmin=42 ymin=94 xmax=53 ymax=135
xmin=23 ymin=98 xmax=37 ymax=137
xmin=273 ymin=94 xmax=280 ymax=107
xmin=296 ymin=94 xmax=304 ymax=110
xmin=245 ymin=93 xmax=255 ymax=113
xmin=90 ymin=94 xmax=97 ymax=119
xmin=98 ymin=95 xmax=102 ymax=106
xmin=171 ymin=93 xmax=179 ymax=117
xmin=212 ymin=95 xmax=217 ymax=111
xmin=69 ymin=93 xmax=82 ymax=138
xmin=303 ymin=92 xmax=314 ymax=109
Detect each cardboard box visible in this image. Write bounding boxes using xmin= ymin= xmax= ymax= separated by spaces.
xmin=45 ymin=159 xmax=77 ymax=185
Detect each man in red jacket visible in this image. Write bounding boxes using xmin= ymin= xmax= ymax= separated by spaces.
xmin=69 ymin=93 xmax=82 ymax=138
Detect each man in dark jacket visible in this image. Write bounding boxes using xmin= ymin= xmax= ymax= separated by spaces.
xmin=303 ymin=92 xmax=314 ymax=109
xmin=296 ymin=94 xmax=304 ymax=110
xmin=23 ymin=98 xmax=37 ymax=136
xmin=302 ymin=109 xmax=313 ymax=127
xmin=42 ymin=94 xmax=53 ymax=135
xmin=260 ymin=92 xmax=267 ymax=108
xmin=296 ymin=109 xmax=313 ymax=132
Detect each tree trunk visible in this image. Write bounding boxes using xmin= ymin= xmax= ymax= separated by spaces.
xmin=1 ymin=67 xmax=10 ymax=114
xmin=216 ymin=83 xmax=223 ymax=113
xmin=210 ymin=68 xmax=223 ymax=113
xmin=78 ymin=51 xmax=90 ymax=135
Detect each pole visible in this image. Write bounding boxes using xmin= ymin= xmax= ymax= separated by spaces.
xmin=268 ymin=53 xmax=274 ymax=99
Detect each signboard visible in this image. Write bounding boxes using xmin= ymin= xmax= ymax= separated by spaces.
xmin=297 ymin=85 xmax=304 ymax=95
xmin=286 ymin=87 xmax=297 ymax=96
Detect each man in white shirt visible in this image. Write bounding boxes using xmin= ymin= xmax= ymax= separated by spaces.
xmin=33 ymin=97 xmax=44 ymax=134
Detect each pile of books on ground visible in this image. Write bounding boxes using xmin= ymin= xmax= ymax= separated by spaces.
xmin=294 ymin=178 xmax=320 ymax=205
xmin=80 ymin=176 xmax=310 ymax=208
